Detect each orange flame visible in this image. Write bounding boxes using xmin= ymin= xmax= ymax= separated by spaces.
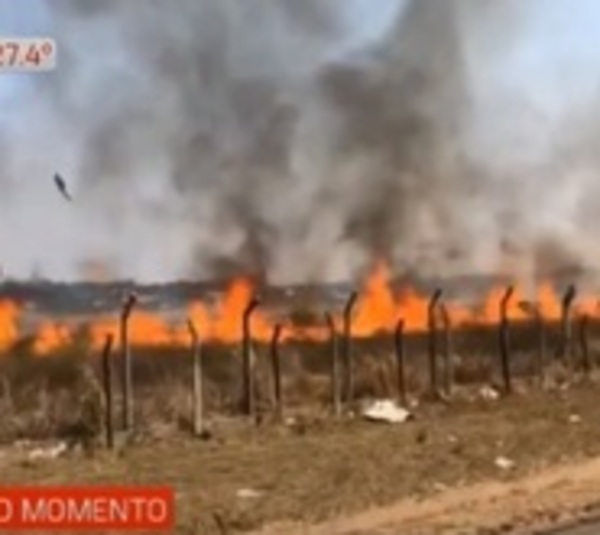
xmin=32 ymin=321 xmax=73 ymax=356
xmin=1 ymin=262 xmax=599 ymax=356
xmin=0 ymin=299 xmax=20 ymax=351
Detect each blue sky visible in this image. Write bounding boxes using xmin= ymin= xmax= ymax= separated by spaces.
xmin=340 ymin=0 xmax=407 ymax=49
xmin=4 ymin=0 xmax=600 ymax=118
xmin=496 ymin=0 xmax=600 ymax=117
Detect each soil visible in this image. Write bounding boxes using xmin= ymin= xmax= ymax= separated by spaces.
xmin=4 ymin=379 xmax=600 ymax=534
xmin=254 ymin=456 xmax=600 ymax=535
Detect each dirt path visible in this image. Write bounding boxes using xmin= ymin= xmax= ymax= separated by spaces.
xmin=253 ymin=456 xmax=600 ymax=535
xmin=550 ymin=524 xmax=600 ymax=535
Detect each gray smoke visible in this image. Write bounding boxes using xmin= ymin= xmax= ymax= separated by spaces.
xmin=1 ymin=0 xmax=600 ymax=285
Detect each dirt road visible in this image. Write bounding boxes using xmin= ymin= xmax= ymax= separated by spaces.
xmin=254 ymin=456 xmax=600 ymax=535
xmin=550 ymin=524 xmax=600 ymax=535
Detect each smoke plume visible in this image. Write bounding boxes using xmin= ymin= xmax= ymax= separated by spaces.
xmin=1 ymin=0 xmax=600 ymax=286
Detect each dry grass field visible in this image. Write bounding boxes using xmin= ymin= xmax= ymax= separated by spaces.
xmin=0 ymin=313 xmax=600 ymax=534
xmin=3 ymin=383 xmax=600 ymax=533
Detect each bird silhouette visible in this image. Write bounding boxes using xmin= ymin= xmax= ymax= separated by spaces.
xmin=54 ymin=173 xmax=73 ymax=202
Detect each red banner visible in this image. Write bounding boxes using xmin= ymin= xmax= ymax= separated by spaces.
xmin=0 ymin=486 xmax=174 ymax=531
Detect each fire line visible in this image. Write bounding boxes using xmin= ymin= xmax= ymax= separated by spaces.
xmin=0 ymin=263 xmax=598 ymax=356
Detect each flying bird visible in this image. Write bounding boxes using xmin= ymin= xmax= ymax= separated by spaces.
xmin=53 ymin=173 xmax=73 ymax=202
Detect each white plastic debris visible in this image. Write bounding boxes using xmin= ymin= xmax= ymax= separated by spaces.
xmin=284 ymin=417 xmax=297 ymax=427
xmin=361 ymin=399 xmax=412 ymax=424
xmin=447 ymin=434 xmax=459 ymax=444
xmin=494 ymin=456 xmax=515 ymax=470
xmin=236 ymin=488 xmax=263 ymax=500
xmin=569 ymin=414 xmax=582 ymax=425
xmin=28 ymin=441 xmax=68 ymax=461
xmin=480 ymin=385 xmax=500 ymax=401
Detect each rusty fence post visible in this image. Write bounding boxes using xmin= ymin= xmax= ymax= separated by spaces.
xmin=120 ymin=292 xmax=137 ymax=431
xmin=270 ymin=324 xmax=283 ymax=421
xmin=394 ymin=319 xmax=407 ymax=406
xmin=427 ymin=289 xmax=443 ymax=399
xmin=101 ymin=334 xmax=114 ymax=450
xmin=579 ymin=313 xmax=591 ymax=376
xmin=241 ymin=297 xmax=260 ymax=417
xmin=325 ymin=313 xmax=341 ymax=417
xmin=341 ymin=292 xmax=358 ymax=405
xmin=498 ymin=286 xmax=514 ymax=394
xmin=187 ymin=319 xmax=204 ymax=436
xmin=440 ymin=303 xmax=453 ymax=398
xmin=557 ymin=285 xmax=577 ymax=370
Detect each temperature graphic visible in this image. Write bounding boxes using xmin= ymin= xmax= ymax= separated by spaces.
xmin=0 ymin=38 xmax=56 ymax=72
